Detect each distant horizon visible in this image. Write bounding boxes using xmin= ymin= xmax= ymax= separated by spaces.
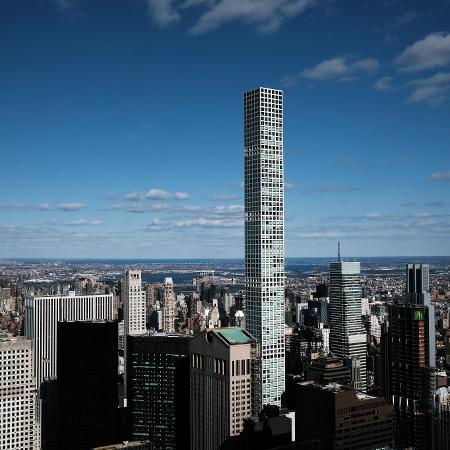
xmin=2 ymin=255 xmax=450 ymax=261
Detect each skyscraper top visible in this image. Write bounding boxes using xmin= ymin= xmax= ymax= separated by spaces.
xmin=404 ymin=263 xmax=431 ymax=305
xmin=244 ymin=87 xmax=283 ymax=95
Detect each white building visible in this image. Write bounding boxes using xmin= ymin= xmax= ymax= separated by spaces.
xmin=329 ymin=260 xmax=367 ymax=390
xmin=123 ymin=270 xmax=146 ymax=407
xmin=0 ymin=337 xmax=39 ymax=450
xmin=369 ymin=314 xmax=382 ymax=342
xmin=321 ymin=326 xmax=330 ymax=354
xmin=124 ymin=270 xmax=146 ymax=336
xmin=162 ymin=277 xmax=176 ymax=333
xmin=244 ymin=87 xmax=285 ymax=408
xmin=24 ymin=293 xmax=114 ymax=388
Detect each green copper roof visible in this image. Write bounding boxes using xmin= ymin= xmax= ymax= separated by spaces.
xmin=215 ymin=328 xmax=252 ymax=345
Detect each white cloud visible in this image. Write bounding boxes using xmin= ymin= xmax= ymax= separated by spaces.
xmin=176 ymin=205 xmax=203 ymax=212
xmin=431 ymin=171 xmax=450 ymax=182
xmin=424 ymin=201 xmax=447 ymax=208
xmin=175 ymin=217 xmax=242 ymax=228
xmin=49 ymin=0 xmax=75 ymax=10
xmin=146 ymin=0 xmax=322 ymax=34
xmin=102 ymin=193 xmax=118 ymax=201
xmin=285 ymin=182 xmax=297 ymax=191
xmin=209 ymin=194 xmax=240 ymax=201
xmin=124 ymin=189 xmax=189 ymax=201
xmin=283 ymin=56 xmax=379 ymax=85
xmin=173 ymin=191 xmax=189 ymax=200
xmin=67 ymin=219 xmax=102 ymax=226
xmin=189 ymin=0 xmax=316 ymax=35
xmin=373 ymin=76 xmax=396 ymax=91
xmin=0 ymin=202 xmax=84 ymax=212
xmin=101 ymin=203 xmax=170 ymax=213
xmin=0 ymin=203 xmax=44 ymax=211
xmin=147 ymin=0 xmax=181 ymax=26
xmin=145 ymin=218 xmax=169 ymax=231
xmin=395 ymin=32 xmax=450 ymax=72
xmin=387 ymin=10 xmax=419 ymax=31
xmin=302 ymin=185 xmax=360 ymax=194
xmin=208 ymin=204 xmax=244 ymax=215
xmin=58 ymin=203 xmax=86 ymax=211
xmin=406 ymin=72 xmax=450 ymax=105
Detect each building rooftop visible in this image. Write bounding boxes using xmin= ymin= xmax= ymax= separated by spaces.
xmin=93 ymin=441 xmax=152 ymax=450
xmin=299 ymin=381 xmax=377 ymax=400
xmin=215 ymin=327 xmax=253 ymax=345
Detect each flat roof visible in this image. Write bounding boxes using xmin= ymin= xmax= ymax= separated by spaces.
xmin=215 ymin=328 xmax=252 ymax=345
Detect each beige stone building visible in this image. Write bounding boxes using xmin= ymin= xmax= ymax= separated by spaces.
xmin=190 ymin=327 xmax=254 ymax=450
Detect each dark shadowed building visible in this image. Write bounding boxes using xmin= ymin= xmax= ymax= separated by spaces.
xmin=40 ymin=379 xmax=57 ymax=450
xmin=127 ymin=333 xmax=191 ymax=450
xmin=387 ymin=264 xmax=436 ymax=450
xmin=220 ymin=405 xmax=293 ymax=450
xmin=295 ymin=382 xmax=393 ymax=450
xmin=57 ymin=320 xmax=119 ymax=450
xmin=305 ymin=355 xmax=351 ymax=386
xmin=92 ymin=441 xmax=153 ymax=450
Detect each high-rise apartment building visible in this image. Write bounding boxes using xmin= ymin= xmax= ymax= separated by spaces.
xmin=244 ymin=87 xmax=285 ymax=409
xmin=162 ymin=277 xmax=176 ymax=333
xmin=0 ymin=337 xmax=38 ymax=450
xmin=57 ymin=320 xmax=118 ymax=450
xmin=124 ymin=270 xmax=146 ymax=336
xmin=24 ymin=292 xmax=114 ymax=387
xmin=190 ymin=327 xmax=254 ymax=450
xmin=127 ymin=333 xmax=191 ymax=450
xmin=123 ymin=270 xmax=147 ymax=407
xmin=388 ymin=264 xmax=435 ymax=450
xmin=329 ymin=259 xmax=367 ymax=390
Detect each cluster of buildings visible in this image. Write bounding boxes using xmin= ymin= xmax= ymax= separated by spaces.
xmin=0 ymin=88 xmax=449 ymax=450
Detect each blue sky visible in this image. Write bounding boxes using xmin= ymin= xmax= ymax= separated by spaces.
xmin=1 ymin=0 xmax=450 ymax=258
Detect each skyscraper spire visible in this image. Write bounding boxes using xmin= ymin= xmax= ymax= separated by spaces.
xmin=338 ymin=240 xmax=341 ymax=261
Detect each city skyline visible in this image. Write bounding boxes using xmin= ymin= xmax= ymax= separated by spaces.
xmin=1 ymin=1 xmax=450 ymax=259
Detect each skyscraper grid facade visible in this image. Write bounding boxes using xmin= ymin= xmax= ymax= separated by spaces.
xmin=0 ymin=337 xmax=38 ymax=450
xmin=124 ymin=269 xmax=146 ymax=337
xmin=162 ymin=277 xmax=176 ymax=333
xmin=123 ymin=270 xmax=147 ymax=407
xmin=127 ymin=333 xmax=191 ymax=449
xmin=244 ymin=87 xmax=285 ymax=408
xmin=329 ymin=260 xmax=367 ymax=390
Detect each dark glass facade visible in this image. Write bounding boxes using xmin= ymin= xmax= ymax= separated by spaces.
xmin=127 ymin=334 xmax=191 ymax=450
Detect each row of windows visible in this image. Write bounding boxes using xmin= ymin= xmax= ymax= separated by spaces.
xmin=232 ymin=359 xmax=251 ymax=377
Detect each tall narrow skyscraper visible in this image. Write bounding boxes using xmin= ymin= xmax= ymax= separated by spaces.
xmin=123 ymin=270 xmax=146 ymax=407
xmin=329 ymin=257 xmax=367 ymax=390
xmin=124 ymin=270 xmax=146 ymax=337
xmin=162 ymin=277 xmax=176 ymax=333
xmin=244 ymin=87 xmax=285 ymax=408
xmin=388 ymin=264 xmax=435 ymax=450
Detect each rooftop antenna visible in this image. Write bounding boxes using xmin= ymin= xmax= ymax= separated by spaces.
xmin=338 ymin=240 xmax=341 ymax=262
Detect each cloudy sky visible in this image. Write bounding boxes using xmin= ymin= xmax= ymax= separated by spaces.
xmin=1 ymin=0 xmax=450 ymax=258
